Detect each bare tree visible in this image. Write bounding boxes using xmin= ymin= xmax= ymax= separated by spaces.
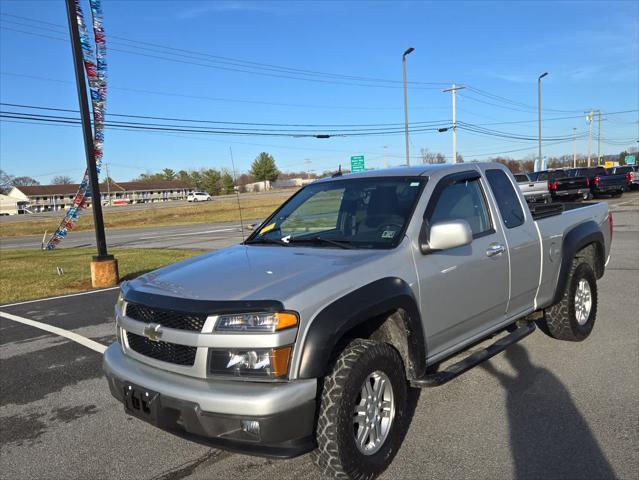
xmin=420 ymin=148 xmax=446 ymax=164
xmin=52 ymin=175 xmax=74 ymax=184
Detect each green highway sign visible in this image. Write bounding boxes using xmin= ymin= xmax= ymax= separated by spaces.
xmin=350 ymin=155 xmax=365 ymax=172
xmin=625 ymin=155 xmax=636 ymax=165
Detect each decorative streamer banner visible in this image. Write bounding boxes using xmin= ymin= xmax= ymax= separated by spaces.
xmin=45 ymin=0 xmax=106 ymax=250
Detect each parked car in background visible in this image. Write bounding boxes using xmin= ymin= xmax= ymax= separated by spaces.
xmin=565 ymin=167 xmax=625 ymax=198
xmin=187 ymin=192 xmax=212 ymax=202
xmin=514 ymin=173 xmax=551 ymax=203
xmin=629 ymin=165 xmax=639 ymax=189
xmin=608 ymin=165 xmax=636 ymax=190
xmin=529 ymin=169 xmax=590 ymax=201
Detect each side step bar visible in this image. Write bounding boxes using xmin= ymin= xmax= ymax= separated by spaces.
xmin=411 ymin=322 xmax=536 ymax=388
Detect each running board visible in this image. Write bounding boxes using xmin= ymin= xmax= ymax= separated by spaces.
xmin=411 ymin=322 xmax=536 ymax=388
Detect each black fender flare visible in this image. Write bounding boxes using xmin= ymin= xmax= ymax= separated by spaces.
xmin=552 ymin=220 xmax=604 ymax=305
xmin=297 ymin=277 xmax=426 ymax=379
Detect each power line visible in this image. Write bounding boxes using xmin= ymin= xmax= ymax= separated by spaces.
xmin=1 ymin=20 xmax=445 ymax=91
xmin=0 ymin=102 xmax=449 ymax=128
xmin=1 ymin=103 xmax=602 ymax=141
xmin=0 ymin=13 xmax=451 ymax=88
xmin=0 ymin=111 xmax=444 ymax=137
xmin=465 ymin=86 xmax=584 ymax=114
xmin=1 ymin=72 xmax=451 ymax=111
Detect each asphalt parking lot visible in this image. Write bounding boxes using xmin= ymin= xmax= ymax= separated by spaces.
xmin=0 ymin=194 xmax=637 ymax=479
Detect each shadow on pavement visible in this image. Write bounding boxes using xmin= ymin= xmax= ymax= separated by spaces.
xmin=482 ymin=344 xmax=616 ymax=480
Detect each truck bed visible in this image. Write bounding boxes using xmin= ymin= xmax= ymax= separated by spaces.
xmin=528 ymin=201 xmax=597 ymax=220
xmin=531 ymin=200 xmax=611 ymax=310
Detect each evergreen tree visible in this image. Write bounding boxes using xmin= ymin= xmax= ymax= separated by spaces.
xmin=250 ymin=152 xmax=279 ymax=187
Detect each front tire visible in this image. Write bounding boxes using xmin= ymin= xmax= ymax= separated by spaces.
xmin=538 ymin=260 xmax=597 ymax=341
xmin=313 ymin=339 xmax=408 ymax=480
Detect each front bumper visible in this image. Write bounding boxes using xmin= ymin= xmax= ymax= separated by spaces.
xmin=103 ymin=344 xmax=317 ymax=458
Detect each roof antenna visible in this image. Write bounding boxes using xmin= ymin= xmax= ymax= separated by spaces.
xmin=229 ymin=146 xmax=245 ymax=242
xmin=332 ymin=164 xmax=343 ymax=177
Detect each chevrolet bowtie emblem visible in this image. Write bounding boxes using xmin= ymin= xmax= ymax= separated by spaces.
xmin=143 ymin=323 xmax=163 ymax=342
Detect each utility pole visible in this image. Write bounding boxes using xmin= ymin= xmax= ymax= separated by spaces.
xmin=573 ymin=128 xmax=577 ymax=168
xmin=402 ymin=47 xmax=415 ymax=166
xmin=383 ymin=145 xmax=389 ymax=169
xmin=597 ymin=110 xmax=602 ymax=165
xmin=443 ymin=84 xmax=466 ymax=163
xmin=537 ymin=72 xmax=548 ymax=172
xmin=586 ymin=111 xmax=594 ymax=167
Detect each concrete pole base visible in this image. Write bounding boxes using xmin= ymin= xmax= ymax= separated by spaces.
xmin=90 ymin=256 xmax=119 ymax=288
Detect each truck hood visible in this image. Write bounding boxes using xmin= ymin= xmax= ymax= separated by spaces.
xmin=127 ymin=244 xmax=386 ymax=302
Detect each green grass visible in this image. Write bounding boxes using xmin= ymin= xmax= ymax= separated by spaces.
xmin=0 ymin=192 xmax=293 ymax=238
xmin=0 ymin=248 xmax=206 ymax=305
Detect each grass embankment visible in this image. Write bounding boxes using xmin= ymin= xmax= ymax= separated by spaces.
xmin=0 ymin=248 xmax=206 ymax=304
xmin=0 ymin=192 xmax=292 ymax=238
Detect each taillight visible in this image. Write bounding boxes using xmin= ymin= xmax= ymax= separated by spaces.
xmin=549 ymin=180 xmax=558 ymax=190
xmin=625 ymin=172 xmax=632 ymax=184
xmin=594 ymin=175 xmax=600 ymax=187
xmin=608 ymin=212 xmax=613 ymax=243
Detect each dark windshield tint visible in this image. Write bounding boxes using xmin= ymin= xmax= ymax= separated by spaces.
xmin=486 ymin=170 xmax=525 ymax=229
xmin=248 ymin=177 xmax=425 ymax=249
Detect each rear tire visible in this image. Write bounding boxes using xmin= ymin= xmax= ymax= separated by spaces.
xmin=612 ymin=190 xmax=623 ymax=198
xmin=538 ymin=260 xmax=597 ymax=341
xmin=313 ymin=339 xmax=408 ymax=480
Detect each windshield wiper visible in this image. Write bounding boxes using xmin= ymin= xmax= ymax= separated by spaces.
xmin=287 ymin=237 xmax=355 ymax=249
xmin=244 ymin=237 xmax=289 ymax=246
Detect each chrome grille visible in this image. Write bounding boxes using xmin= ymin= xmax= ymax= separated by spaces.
xmin=126 ymin=332 xmax=197 ymax=366
xmin=125 ymin=303 xmax=207 ymax=332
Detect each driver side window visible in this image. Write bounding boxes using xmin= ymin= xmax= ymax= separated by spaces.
xmin=427 ymin=178 xmax=492 ymax=237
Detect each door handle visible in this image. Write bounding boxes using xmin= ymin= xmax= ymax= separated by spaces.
xmin=486 ymin=243 xmax=506 ymax=257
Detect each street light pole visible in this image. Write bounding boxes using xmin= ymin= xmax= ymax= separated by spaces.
xmin=587 ymin=111 xmax=593 ymax=167
xmin=537 ymin=72 xmax=548 ymax=172
xmin=573 ymin=128 xmax=577 ymax=168
xmin=402 ymin=47 xmax=415 ymax=167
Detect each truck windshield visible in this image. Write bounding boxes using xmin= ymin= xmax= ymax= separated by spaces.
xmin=246 ymin=177 xmax=426 ymax=249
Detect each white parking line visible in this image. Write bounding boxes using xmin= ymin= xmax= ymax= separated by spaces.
xmin=138 ymin=227 xmax=239 ymax=241
xmin=0 ymin=286 xmax=119 ymax=308
xmin=0 ymin=311 xmax=107 ymax=354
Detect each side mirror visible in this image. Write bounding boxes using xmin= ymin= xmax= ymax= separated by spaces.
xmin=420 ymin=219 xmax=473 ymax=254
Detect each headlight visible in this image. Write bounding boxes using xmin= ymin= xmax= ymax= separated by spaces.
xmin=215 ymin=312 xmax=298 ymax=333
xmin=209 ymin=346 xmax=292 ymax=379
xmin=116 ymin=291 xmax=125 ymax=314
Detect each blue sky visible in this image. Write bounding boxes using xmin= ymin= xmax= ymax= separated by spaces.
xmin=1 ymin=0 xmax=637 ymax=183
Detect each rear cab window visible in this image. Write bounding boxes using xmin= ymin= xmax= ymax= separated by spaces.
xmin=485 ymin=169 xmax=525 ymax=229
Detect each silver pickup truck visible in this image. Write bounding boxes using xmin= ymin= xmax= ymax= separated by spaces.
xmin=104 ymin=163 xmax=612 ymax=480
xmin=515 ymin=172 xmax=551 ymax=203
